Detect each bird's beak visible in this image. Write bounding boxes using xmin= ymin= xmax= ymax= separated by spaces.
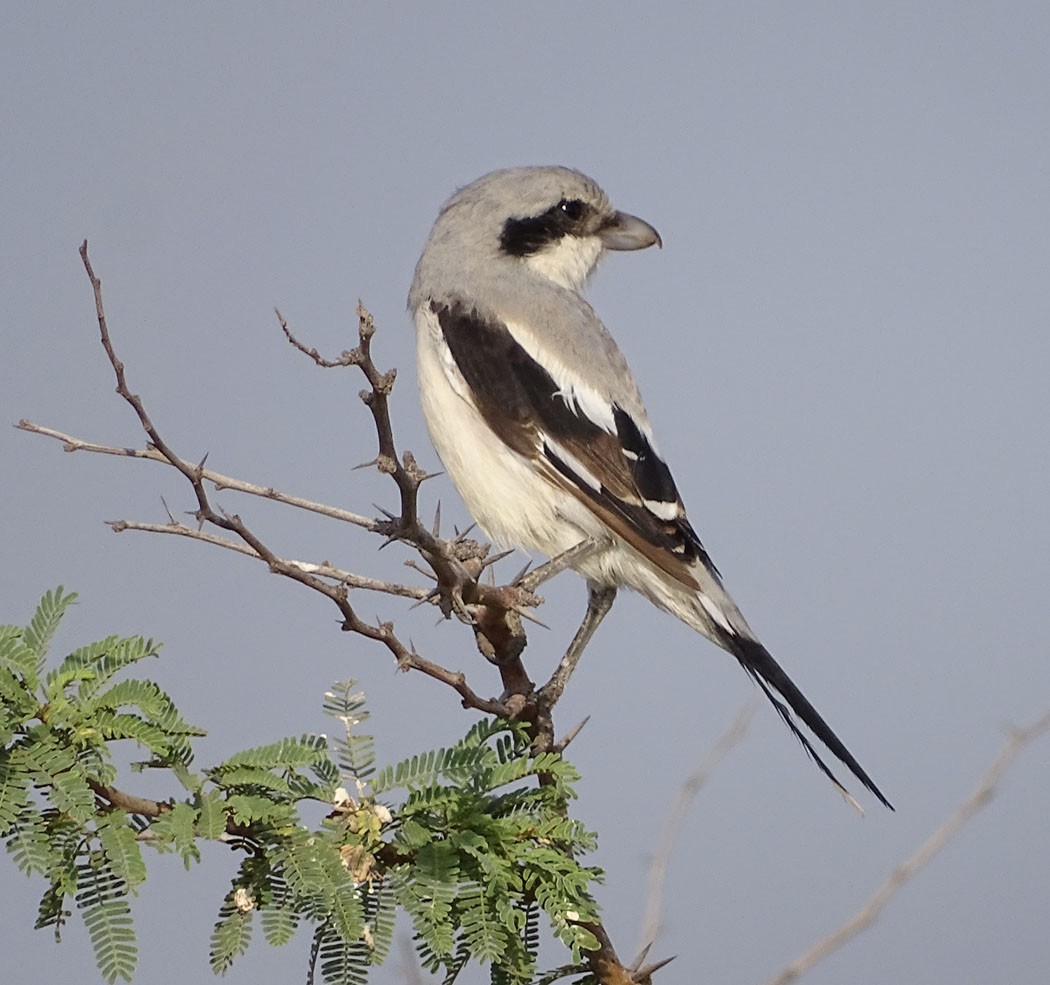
xmin=599 ymin=211 xmax=662 ymax=251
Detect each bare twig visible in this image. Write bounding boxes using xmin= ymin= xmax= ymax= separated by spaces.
xmin=766 ymin=710 xmax=1050 ymax=985
xmin=639 ymin=698 xmax=759 ymax=951
xmin=281 ymin=304 xmax=425 ymax=537
xmin=554 ymin=715 xmax=591 ymax=753
xmin=105 ymin=518 xmax=430 ymax=601
xmin=15 ymin=421 xmax=380 ymax=530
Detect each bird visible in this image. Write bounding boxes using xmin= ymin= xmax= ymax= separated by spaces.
xmin=408 ymin=166 xmax=891 ymax=810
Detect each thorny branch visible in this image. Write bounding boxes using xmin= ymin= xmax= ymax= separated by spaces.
xmin=16 ymin=242 xmax=663 ymax=984
xmin=17 ymin=243 xmax=596 ymax=720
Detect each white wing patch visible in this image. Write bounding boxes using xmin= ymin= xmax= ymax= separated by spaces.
xmin=553 ymin=381 xmax=617 ymax=434
xmin=642 ymin=498 xmax=681 ymax=521
xmin=419 ymin=305 xmax=477 ymax=407
xmin=542 ymin=436 xmax=602 ymax=491
xmin=503 ymin=319 xmax=621 ymax=435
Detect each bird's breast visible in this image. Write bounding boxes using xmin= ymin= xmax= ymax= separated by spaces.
xmin=413 ymin=304 xmax=602 ymax=557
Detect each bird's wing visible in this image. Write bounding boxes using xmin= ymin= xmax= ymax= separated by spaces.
xmin=430 ymin=299 xmax=717 ymax=591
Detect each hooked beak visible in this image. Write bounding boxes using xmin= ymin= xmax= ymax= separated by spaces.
xmin=598 ymin=210 xmax=662 ymax=251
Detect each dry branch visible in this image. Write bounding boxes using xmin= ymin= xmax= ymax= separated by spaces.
xmin=18 ymin=243 xmax=618 ymax=727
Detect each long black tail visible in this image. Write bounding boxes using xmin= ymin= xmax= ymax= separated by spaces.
xmin=727 ymin=635 xmax=893 ymax=810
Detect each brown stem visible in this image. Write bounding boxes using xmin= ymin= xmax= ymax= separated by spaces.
xmin=87 ymin=778 xmax=172 ymax=818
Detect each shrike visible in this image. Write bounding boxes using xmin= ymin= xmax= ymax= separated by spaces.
xmin=409 ymin=166 xmax=890 ymax=809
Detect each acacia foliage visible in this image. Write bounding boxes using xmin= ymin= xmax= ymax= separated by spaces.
xmin=0 ymin=590 xmax=603 ymax=984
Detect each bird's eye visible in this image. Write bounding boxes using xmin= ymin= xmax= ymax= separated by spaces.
xmin=558 ymin=199 xmax=585 ymax=221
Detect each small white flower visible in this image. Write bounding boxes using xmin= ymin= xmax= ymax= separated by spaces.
xmin=233 ymin=887 xmax=255 ymax=913
xmin=333 ymin=787 xmax=354 ymax=808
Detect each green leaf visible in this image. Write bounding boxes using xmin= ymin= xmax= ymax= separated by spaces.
xmin=76 ymin=854 xmax=137 ymax=983
xmin=76 ymin=636 xmax=162 ymax=701
xmin=97 ymin=814 xmax=147 ymax=890
xmin=279 ymin=831 xmax=360 ymax=925
xmin=0 ymin=664 xmax=37 ymax=729
xmin=260 ymin=897 xmax=299 ymax=947
xmin=215 ymin=734 xmax=330 ymax=773
xmin=209 ymin=891 xmax=254 ymax=975
xmin=95 ymin=677 xmax=202 ymax=737
xmin=361 ymin=881 xmax=396 ymax=964
xmin=372 ymin=743 xmax=492 ymax=796
xmin=312 ymin=923 xmax=370 ymax=985
xmin=457 ymin=883 xmax=510 ymax=964
xmin=394 ymin=817 xmax=433 ymax=852
xmin=35 ymin=882 xmax=68 ymax=935
xmin=400 ymin=841 xmax=459 ymax=959
xmin=21 ymin=738 xmax=95 ymax=823
xmin=90 ymin=710 xmax=182 ymax=756
xmin=0 ymin=631 xmax=41 ymax=696
xmin=195 ymin=789 xmax=226 ymax=839
xmin=36 ymin=811 xmax=81 ymax=894
xmin=0 ymin=747 xmax=32 ymax=835
xmin=327 ymin=882 xmax=365 ymax=945
xmin=146 ymin=801 xmax=200 ymax=867
xmin=213 ymin=765 xmax=293 ymax=794
xmin=46 ymin=636 xmax=118 ymax=697
xmin=323 ymin=679 xmax=376 ymax=782
xmin=400 ymin=782 xmax=465 ymax=815
xmin=81 ymin=895 xmax=137 ymax=983
xmin=23 ymin=587 xmax=78 ymax=666
xmin=225 ymin=793 xmax=286 ymax=826
xmin=49 ymin=762 xmax=96 ymax=823
xmin=6 ymin=814 xmax=53 ymax=875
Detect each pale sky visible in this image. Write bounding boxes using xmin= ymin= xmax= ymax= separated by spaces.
xmin=3 ymin=5 xmax=1049 ymax=985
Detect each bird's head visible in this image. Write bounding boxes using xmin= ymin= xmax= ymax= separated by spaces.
xmin=414 ymin=166 xmax=661 ymax=298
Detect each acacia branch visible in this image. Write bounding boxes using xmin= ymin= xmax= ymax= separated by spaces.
xmin=279 ymin=306 xmax=438 ymax=552
xmin=19 ymin=245 xmax=611 ymax=724
xmin=278 ymin=305 xmax=544 ymax=694
xmin=14 ymin=421 xmax=380 ymax=531
xmin=37 ymin=243 xmax=516 ymax=717
xmin=766 ymin=710 xmax=1050 ymax=985
xmin=17 ymin=244 xmax=649 ymax=984
xmin=80 ymin=241 xmax=217 ymax=525
xmin=87 ymin=777 xmax=173 ymax=819
xmin=105 ymin=518 xmax=430 ymax=601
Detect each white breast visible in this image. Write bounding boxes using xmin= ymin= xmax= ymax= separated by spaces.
xmin=413 ymin=305 xmax=607 ymax=557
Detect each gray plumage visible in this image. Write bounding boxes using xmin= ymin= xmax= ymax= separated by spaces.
xmin=409 ymin=165 xmax=891 ymax=810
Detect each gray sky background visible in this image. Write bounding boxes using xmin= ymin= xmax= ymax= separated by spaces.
xmin=3 ymin=4 xmax=1049 ymax=984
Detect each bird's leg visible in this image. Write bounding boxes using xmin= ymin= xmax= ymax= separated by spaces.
xmin=515 ymin=537 xmax=603 ymax=592
xmin=539 ymin=581 xmax=617 ymax=708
